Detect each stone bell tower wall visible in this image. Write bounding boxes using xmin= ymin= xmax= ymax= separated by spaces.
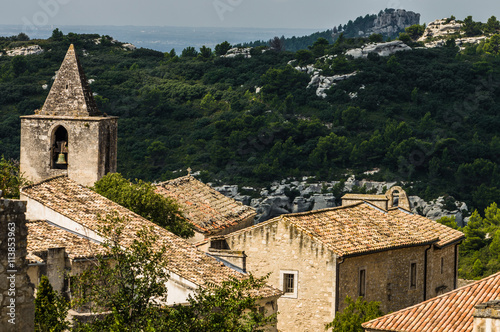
xmin=20 ymin=115 xmax=118 ymax=187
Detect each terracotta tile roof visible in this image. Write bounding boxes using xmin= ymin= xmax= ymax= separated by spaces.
xmin=21 ymin=176 xmax=280 ymax=298
xmin=362 ymin=271 xmax=500 ymax=332
xmin=27 ymin=220 xmax=106 ymax=260
xmin=388 ymin=208 xmax=464 ymax=247
xmin=228 ymin=203 xmax=464 ymax=258
xmin=342 ymin=193 xmax=388 ymax=201
xmin=155 ymin=175 xmax=256 ymax=234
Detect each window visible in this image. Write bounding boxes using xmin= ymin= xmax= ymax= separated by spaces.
xmin=410 ymin=263 xmax=417 ymax=289
xmin=280 ymin=270 xmax=298 ymax=298
xmin=359 ymin=269 xmax=366 ymax=297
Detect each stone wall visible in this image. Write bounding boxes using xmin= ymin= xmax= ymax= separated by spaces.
xmin=338 ymin=244 xmax=457 ymax=314
xmin=339 ymin=246 xmax=427 ymax=314
xmin=20 ymin=115 xmax=118 ymax=187
xmin=0 ymin=198 xmax=34 ymax=331
xmin=226 ymin=219 xmax=337 ymax=332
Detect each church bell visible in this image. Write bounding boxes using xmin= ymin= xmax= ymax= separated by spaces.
xmin=56 ymin=153 xmax=67 ymax=165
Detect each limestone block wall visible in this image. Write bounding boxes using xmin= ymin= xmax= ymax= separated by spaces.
xmin=0 ymin=199 xmax=34 ymax=331
xmin=226 ymin=220 xmax=337 ymax=332
xmin=338 ymin=246 xmax=427 ymax=314
xmin=426 ymin=245 xmax=458 ymax=298
xmin=20 ymin=115 xmax=117 ymax=187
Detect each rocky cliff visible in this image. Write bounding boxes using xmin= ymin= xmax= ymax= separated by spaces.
xmin=370 ymin=9 xmax=420 ymax=36
xmin=213 ymin=175 xmax=468 ymax=225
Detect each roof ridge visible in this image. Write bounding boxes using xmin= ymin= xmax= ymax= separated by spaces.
xmin=277 ymin=201 xmax=366 ymax=218
xmin=21 ymin=174 xmax=68 ymax=191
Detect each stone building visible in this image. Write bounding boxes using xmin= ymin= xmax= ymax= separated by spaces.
xmin=363 ymin=271 xmax=500 ymax=332
xmin=218 ymin=202 xmax=464 ymax=332
xmin=21 ymin=176 xmax=281 ymax=327
xmin=0 ymin=197 xmax=34 ymax=331
xmin=341 ymin=186 xmax=411 ymax=210
xmin=20 ymin=44 xmax=117 ymax=187
xmin=156 ymin=174 xmax=256 ymax=250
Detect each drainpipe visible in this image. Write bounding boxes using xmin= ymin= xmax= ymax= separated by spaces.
xmin=454 ymin=243 xmax=459 ymax=289
xmin=335 ymin=257 xmax=345 ymax=313
xmin=423 ymin=244 xmax=432 ymax=301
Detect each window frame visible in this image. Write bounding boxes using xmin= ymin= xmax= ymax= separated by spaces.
xmin=410 ymin=262 xmax=417 ymax=289
xmin=359 ymin=268 xmax=367 ymax=297
xmin=280 ymin=270 xmax=298 ymax=299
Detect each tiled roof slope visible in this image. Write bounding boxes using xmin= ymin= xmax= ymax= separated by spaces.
xmin=21 ymin=176 xmax=279 ymax=297
xmin=362 ymin=271 xmax=500 ymax=332
xmin=156 ymin=175 xmax=256 ymax=234
xmin=27 ymin=220 xmax=106 ymax=260
xmin=388 ymin=209 xmax=464 ymax=247
xmin=242 ymin=203 xmax=464 ymax=258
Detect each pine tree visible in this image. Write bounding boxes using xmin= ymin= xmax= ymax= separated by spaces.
xmin=34 ymin=275 xmax=69 ymax=332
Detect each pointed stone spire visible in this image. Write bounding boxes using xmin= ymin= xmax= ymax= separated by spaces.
xmin=39 ymin=44 xmax=100 ymax=117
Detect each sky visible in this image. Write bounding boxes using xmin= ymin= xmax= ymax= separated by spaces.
xmin=2 ymin=0 xmax=500 ymax=30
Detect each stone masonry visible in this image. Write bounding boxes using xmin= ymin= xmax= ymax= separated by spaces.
xmin=0 ymin=198 xmax=34 ymax=331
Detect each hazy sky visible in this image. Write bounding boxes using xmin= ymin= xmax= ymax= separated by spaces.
xmin=3 ymin=0 xmax=500 ymax=30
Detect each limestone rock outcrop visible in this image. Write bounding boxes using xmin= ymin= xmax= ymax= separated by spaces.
xmin=371 ymin=9 xmax=421 ymax=36
xmin=3 ymin=45 xmax=44 ymax=57
xmin=418 ymin=19 xmax=463 ymax=42
xmin=346 ymin=40 xmax=411 ymax=59
xmin=222 ymin=47 xmax=252 ymax=58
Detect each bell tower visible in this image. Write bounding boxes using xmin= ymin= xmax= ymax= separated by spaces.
xmin=20 ymin=44 xmax=118 ymax=187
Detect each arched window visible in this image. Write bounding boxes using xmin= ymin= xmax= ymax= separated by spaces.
xmin=51 ymin=126 xmax=68 ymax=170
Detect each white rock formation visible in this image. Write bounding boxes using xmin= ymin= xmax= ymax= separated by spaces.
xmin=222 ymin=47 xmax=252 ymax=58
xmin=122 ymin=43 xmax=136 ymax=51
xmin=418 ymin=19 xmax=463 ymax=42
xmin=346 ymin=40 xmax=411 ymax=59
xmin=5 ymin=45 xmax=44 ymax=56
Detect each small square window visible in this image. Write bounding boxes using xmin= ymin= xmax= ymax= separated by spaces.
xmin=280 ymin=270 xmax=298 ymax=298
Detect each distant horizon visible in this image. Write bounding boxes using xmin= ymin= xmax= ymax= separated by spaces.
xmin=3 ymin=1 xmax=499 ymax=32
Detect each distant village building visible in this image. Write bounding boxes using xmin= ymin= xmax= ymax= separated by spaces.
xmin=341 ymin=186 xmax=411 ymax=210
xmin=156 ymin=174 xmax=256 ymax=250
xmin=217 ymin=200 xmax=464 ymax=332
xmin=362 ymin=271 xmax=500 ymax=332
xmin=18 ymin=45 xmax=281 ymax=327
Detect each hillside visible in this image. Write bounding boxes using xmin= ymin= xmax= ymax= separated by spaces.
xmin=237 ymin=8 xmax=420 ymax=51
xmin=0 ymin=14 xmax=500 ymax=215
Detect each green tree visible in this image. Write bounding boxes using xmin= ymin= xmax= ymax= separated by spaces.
xmin=35 ymin=275 xmax=69 ymax=332
xmin=73 ymin=214 xmax=170 ymax=331
xmin=369 ymin=33 xmax=383 ymax=43
xmin=11 ymin=55 xmax=27 ymax=76
xmin=50 ymin=28 xmax=64 ymax=41
xmin=92 ymin=173 xmax=194 ymax=238
xmin=462 ymin=16 xmax=483 ymax=37
xmin=482 ymin=34 xmax=500 ymax=55
xmin=166 ymin=274 xmax=277 ymax=331
xmin=405 ymin=24 xmax=426 ymax=40
xmin=199 ymin=45 xmax=213 ymax=59
xmin=485 ymin=16 xmax=500 ymax=34
xmin=181 ymin=46 xmax=198 ymax=58
xmin=326 ymin=296 xmax=383 ymax=331
xmin=0 ymin=156 xmax=30 ymax=199
xmin=398 ymin=33 xmax=411 ymax=43
xmin=215 ymin=41 xmax=232 ymax=56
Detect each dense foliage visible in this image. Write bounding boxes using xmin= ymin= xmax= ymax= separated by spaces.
xmin=73 ymin=214 xmax=276 ymax=331
xmin=0 ymin=155 xmax=29 ymax=198
xmin=441 ymin=203 xmax=500 ymax=279
xmin=92 ymin=173 xmax=194 ymax=238
xmin=34 ymin=275 xmax=69 ymax=332
xmin=0 ymin=17 xmax=499 ymax=213
xmin=326 ymin=296 xmax=383 ymax=332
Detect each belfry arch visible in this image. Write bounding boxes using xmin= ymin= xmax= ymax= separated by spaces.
xmin=51 ymin=125 xmax=69 ymax=170
xmin=386 ymin=186 xmax=410 ymax=210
